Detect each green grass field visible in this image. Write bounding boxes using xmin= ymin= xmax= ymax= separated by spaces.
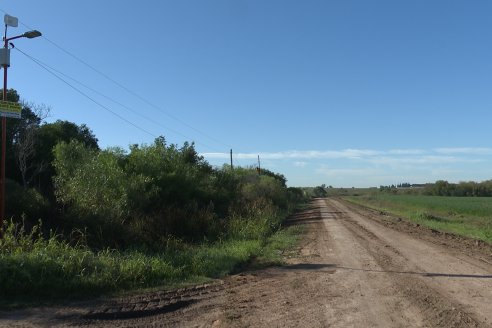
xmin=345 ymin=194 xmax=492 ymax=244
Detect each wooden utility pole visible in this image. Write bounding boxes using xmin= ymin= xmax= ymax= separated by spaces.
xmin=257 ymin=155 xmax=261 ymax=175
xmin=230 ymin=149 xmax=233 ymax=170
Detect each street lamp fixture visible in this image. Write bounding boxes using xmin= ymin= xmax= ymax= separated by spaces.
xmin=23 ymin=30 xmax=42 ymax=39
xmin=4 ymin=30 xmax=42 ymax=43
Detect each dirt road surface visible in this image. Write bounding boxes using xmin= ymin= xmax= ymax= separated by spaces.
xmin=1 ymin=198 xmax=492 ymax=327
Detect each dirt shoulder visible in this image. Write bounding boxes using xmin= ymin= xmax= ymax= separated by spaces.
xmin=1 ymin=198 xmax=491 ymax=327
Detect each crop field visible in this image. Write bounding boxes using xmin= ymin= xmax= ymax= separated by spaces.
xmin=345 ymin=194 xmax=492 ymax=244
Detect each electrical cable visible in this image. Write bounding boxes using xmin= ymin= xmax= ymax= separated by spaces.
xmin=14 ymin=47 xmax=221 ymax=151
xmin=14 ymin=46 xmax=158 ymax=138
xmin=2 ymin=9 xmax=251 ymax=165
xmin=0 ymin=8 xmax=233 ymax=150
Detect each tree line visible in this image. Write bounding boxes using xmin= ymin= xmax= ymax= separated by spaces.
xmin=423 ymin=180 xmax=492 ymax=197
xmin=2 ymin=89 xmax=306 ymax=249
xmin=378 ymin=180 xmax=492 ymax=197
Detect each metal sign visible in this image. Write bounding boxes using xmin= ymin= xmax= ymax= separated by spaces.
xmin=0 ymin=101 xmax=22 ymax=119
xmin=4 ymin=15 xmax=18 ymax=27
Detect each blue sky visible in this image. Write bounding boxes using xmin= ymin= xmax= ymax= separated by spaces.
xmin=2 ymin=1 xmax=492 ymax=187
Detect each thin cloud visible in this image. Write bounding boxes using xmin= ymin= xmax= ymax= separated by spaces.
xmin=434 ymin=147 xmax=492 ymax=155
xmin=316 ymin=166 xmax=381 ymax=177
xmin=202 ymin=149 xmax=381 ymax=160
xmin=368 ymin=156 xmax=483 ymax=166
xmin=293 ymin=161 xmax=308 ymax=167
xmin=388 ymin=149 xmax=426 ymax=155
xmin=200 ymin=148 xmax=492 ymax=187
xmin=202 ymin=148 xmax=491 ymax=166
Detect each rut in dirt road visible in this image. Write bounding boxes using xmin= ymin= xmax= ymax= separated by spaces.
xmin=1 ymin=198 xmax=491 ymax=328
xmin=322 ymin=198 xmax=492 ymax=327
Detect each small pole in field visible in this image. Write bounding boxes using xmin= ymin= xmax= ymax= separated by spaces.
xmin=230 ymin=149 xmax=233 ymax=170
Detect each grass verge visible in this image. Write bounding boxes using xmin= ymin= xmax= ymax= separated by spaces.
xmin=0 ymin=217 xmax=304 ymax=309
xmin=344 ymin=194 xmax=492 ymax=244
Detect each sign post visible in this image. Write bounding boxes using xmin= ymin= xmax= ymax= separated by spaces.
xmin=0 ymin=101 xmax=21 ymax=119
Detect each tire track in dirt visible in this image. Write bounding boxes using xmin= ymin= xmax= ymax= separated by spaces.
xmin=328 ymin=198 xmax=491 ymax=327
xmin=317 ymin=199 xmax=427 ymax=327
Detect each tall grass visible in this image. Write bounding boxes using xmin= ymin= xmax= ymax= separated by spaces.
xmin=0 ymin=205 xmax=302 ymax=306
xmin=346 ymin=194 xmax=492 ymax=244
xmin=0 ymin=221 xmax=181 ymax=301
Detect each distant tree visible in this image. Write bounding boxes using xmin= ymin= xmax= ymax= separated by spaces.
xmin=313 ymin=185 xmax=327 ymax=197
xmin=433 ymin=180 xmax=450 ymax=196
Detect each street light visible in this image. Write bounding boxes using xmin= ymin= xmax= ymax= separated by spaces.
xmin=0 ymin=15 xmax=41 ymax=235
xmin=23 ymin=30 xmax=42 ymax=39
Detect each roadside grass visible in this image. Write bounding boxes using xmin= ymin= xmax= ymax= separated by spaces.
xmin=345 ymin=194 xmax=492 ymax=244
xmin=256 ymin=225 xmax=305 ymax=266
xmin=0 ymin=216 xmax=305 ymax=309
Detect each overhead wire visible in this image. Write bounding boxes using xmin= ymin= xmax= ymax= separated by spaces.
xmin=14 ymin=47 xmax=221 ymax=151
xmin=0 ymin=8 xmax=233 ymax=150
xmin=14 ymin=46 xmax=158 ymax=138
xmin=2 ymin=9 xmax=255 ymax=168
xmin=233 ymin=152 xmax=245 ymax=168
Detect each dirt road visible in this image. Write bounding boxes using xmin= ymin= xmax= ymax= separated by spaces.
xmin=2 ymin=198 xmax=492 ymax=327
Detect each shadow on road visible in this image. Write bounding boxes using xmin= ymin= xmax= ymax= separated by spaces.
xmin=81 ymin=299 xmax=197 ymax=321
xmin=335 ymin=265 xmax=492 ymax=279
xmin=277 ymin=261 xmax=492 ymax=279
xmin=279 ymin=263 xmax=337 ymax=270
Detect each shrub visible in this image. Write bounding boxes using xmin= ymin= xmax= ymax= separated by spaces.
xmin=5 ymin=179 xmax=49 ymax=225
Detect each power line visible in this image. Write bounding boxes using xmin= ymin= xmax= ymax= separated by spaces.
xmin=14 ymin=47 xmax=221 ymax=151
xmin=3 ymin=9 xmax=248 ymax=165
xmin=0 ymin=8 xmax=233 ymax=150
xmin=14 ymin=46 xmax=158 ymax=138
xmin=233 ymin=152 xmax=244 ymax=168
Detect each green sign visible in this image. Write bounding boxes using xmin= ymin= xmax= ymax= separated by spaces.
xmin=0 ymin=101 xmax=22 ymax=119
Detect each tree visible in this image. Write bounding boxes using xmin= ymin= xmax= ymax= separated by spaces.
xmin=1 ymin=90 xmax=43 ymax=184
xmin=15 ymin=102 xmax=50 ymax=187
xmin=31 ymin=120 xmax=99 ymax=198
xmin=313 ymin=185 xmax=327 ymax=197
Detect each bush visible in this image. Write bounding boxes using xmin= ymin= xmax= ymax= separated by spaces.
xmin=51 ymin=138 xmax=305 ymax=248
xmin=227 ymin=201 xmax=281 ymax=240
xmin=5 ymin=179 xmax=49 ymax=225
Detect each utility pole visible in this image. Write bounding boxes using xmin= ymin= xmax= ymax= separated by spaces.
xmin=230 ymin=149 xmax=233 ymax=170
xmin=0 ymin=14 xmax=41 ymax=235
xmin=257 ymin=155 xmax=261 ymax=175
xmin=0 ymin=23 xmax=6 ymax=227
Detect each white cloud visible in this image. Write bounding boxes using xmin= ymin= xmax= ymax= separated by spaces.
xmin=293 ymin=161 xmax=307 ymax=167
xmin=388 ymin=149 xmax=426 ymax=155
xmin=315 ymin=166 xmax=381 ymax=177
xmin=368 ymin=155 xmax=482 ymax=166
xmin=202 ymin=149 xmax=381 ymax=160
xmin=434 ymin=147 xmax=492 ymax=155
xmin=203 ymin=148 xmax=488 ymax=164
xmin=202 ymin=147 xmax=492 ymax=187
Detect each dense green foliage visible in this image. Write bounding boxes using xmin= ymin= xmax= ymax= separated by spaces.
xmin=51 ymin=137 xmax=301 ymax=248
xmin=1 ymin=89 xmax=305 ymax=246
xmin=0 ymin=89 xmax=307 ymax=303
xmin=346 ymin=194 xmax=492 ymax=244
